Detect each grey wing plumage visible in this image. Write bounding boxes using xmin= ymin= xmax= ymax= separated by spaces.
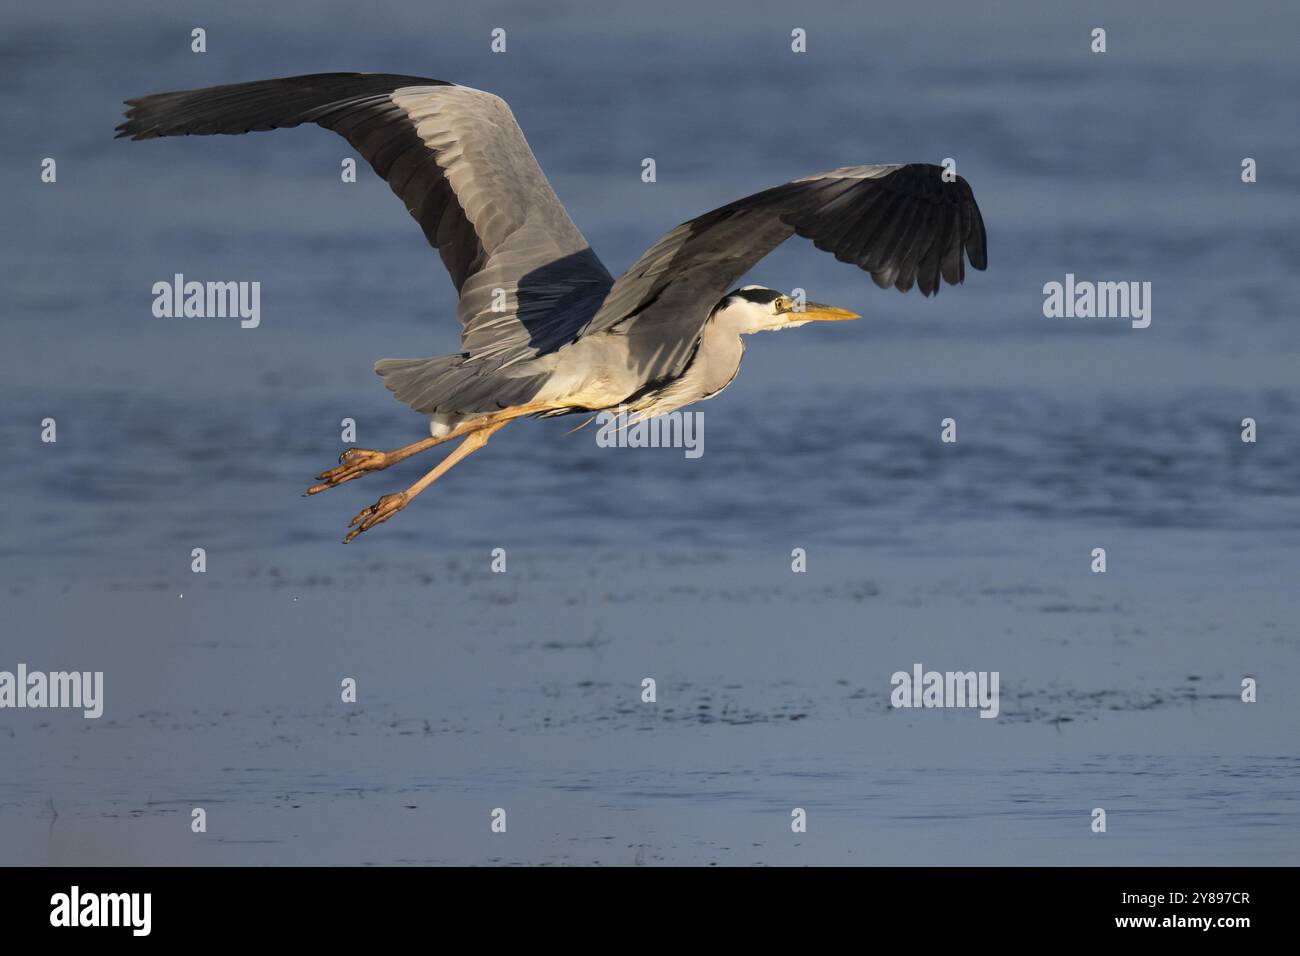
xmin=116 ymin=73 xmax=612 ymax=367
xmin=585 ymin=163 xmax=987 ymax=384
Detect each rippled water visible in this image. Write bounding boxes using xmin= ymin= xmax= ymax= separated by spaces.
xmin=3 ymin=385 xmax=1298 ymax=563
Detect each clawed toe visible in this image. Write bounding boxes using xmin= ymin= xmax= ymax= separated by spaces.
xmin=304 ymin=448 xmax=389 ymax=495
xmin=342 ymin=492 xmax=409 ymax=543
xmin=304 ymin=419 xmax=514 ymax=543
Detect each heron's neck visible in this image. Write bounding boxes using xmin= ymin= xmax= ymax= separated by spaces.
xmin=710 ymin=302 xmax=774 ymax=336
xmin=696 ymin=318 xmax=746 ymax=377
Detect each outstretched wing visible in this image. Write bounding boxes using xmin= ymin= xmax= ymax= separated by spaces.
xmin=116 ymin=73 xmax=613 ymax=366
xmin=584 ymin=163 xmax=987 ymax=383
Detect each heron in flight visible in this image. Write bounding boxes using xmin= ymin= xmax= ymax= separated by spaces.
xmin=118 ymin=73 xmax=987 ymax=542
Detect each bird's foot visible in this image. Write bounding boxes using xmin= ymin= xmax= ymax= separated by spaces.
xmin=304 ymin=448 xmax=390 ymax=496
xmin=342 ymin=492 xmax=409 ymax=544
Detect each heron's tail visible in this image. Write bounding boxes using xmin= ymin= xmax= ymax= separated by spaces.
xmin=375 ymin=354 xmax=546 ymax=417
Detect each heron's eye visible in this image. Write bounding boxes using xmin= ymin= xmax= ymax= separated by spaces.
xmin=775 ymin=296 xmax=790 ymax=312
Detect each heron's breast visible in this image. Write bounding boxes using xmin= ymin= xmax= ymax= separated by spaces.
xmin=531 ymin=335 xmax=643 ymax=409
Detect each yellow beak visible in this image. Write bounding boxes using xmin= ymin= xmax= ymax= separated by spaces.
xmin=798 ymin=302 xmax=861 ymax=322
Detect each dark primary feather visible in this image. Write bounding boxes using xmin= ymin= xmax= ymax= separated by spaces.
xmin=116 ymin=73 xmax=442 ymax=140
xmin=117 ymin=73 xmax=612 ymax=368
xmin=583 ymin=163 xmax=987 ymax=385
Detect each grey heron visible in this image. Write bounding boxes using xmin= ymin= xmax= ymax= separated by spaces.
xmin=117 ymin=73 xmax=987 ymax=542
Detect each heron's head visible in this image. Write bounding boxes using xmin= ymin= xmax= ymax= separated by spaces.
xmin=711 ymin=285 xmax=860 ymax=335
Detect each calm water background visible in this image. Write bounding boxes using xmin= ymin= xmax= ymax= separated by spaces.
xmin=1 ymin=0 xmax=1297 ymax=864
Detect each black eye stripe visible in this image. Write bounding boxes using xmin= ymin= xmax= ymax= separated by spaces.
xmin=730 ymin=287 xmax=781 ymax=305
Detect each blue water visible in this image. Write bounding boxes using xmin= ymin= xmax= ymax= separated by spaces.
xmin=3 ymin=385 xmax=1299 ymax=563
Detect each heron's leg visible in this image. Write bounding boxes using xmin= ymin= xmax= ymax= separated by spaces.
xmin=307 ymin=400 xmax=569 ymax=496
xmin=305 ymin=436 xmax=444 ymax=495
xmin=342 ymin=420 xmax=509 ymax=543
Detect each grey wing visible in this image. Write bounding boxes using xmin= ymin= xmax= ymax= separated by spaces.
xmin=116 ymin=73 xmax=613 ymax=366
xmin=584 ymin=163 xmax=987 ymax=383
